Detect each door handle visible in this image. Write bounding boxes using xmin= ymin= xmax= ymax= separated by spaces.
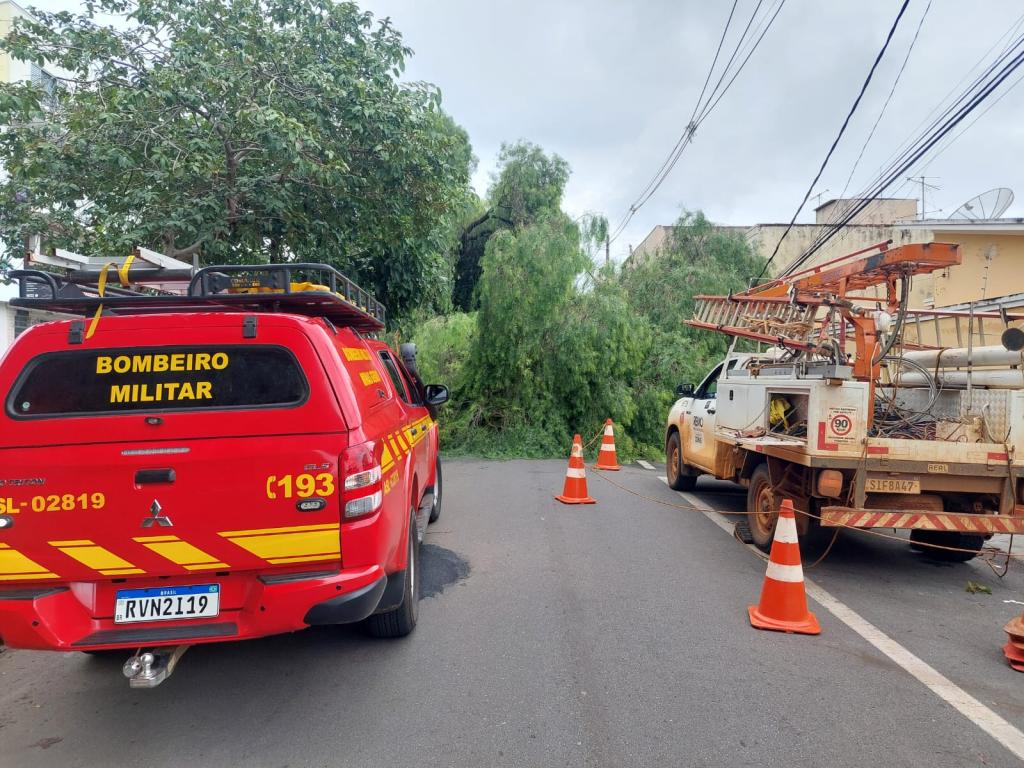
xmin=135 ymin=468 xmax=176 ymax=485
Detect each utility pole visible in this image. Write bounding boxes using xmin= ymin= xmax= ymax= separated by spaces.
xmin=907 ymin=176 xmax=941 ymax=220
xmin=605 ymin=235 xmax=610 ymax=267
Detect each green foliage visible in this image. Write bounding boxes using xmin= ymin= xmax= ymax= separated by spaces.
xmin=409 ymin=312 xmax=476 ymax=391
xmin=621 ymin=210 xmax=765 ymax=452
xmin=419 ymin=211 xmax=652 ymax=458
xmin=418 ymin=205 xmax=765 ymax=460
xmin=452 ymin=141 xmax=569 ymax=310
xmin=0 ymin=0 xmax=473 ymax=318
xmin=486 ymin=141 xmax=570 ymax=227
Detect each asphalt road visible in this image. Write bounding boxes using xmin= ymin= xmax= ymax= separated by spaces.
xmin=1 ymin=459 xmax=1024 ymax=767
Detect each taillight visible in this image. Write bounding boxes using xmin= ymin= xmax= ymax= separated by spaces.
xmin=341 ymin=441 xmax=383 ymax=520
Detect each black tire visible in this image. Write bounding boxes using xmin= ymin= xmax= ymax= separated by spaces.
xmin=910 ymin=529 xmax=984 ymax=563
xmin=428 ymin=458 xmax=442 ymax=524
xmin=746 ymin=463 xmax=777 ymax=552
xmin=666 ymin=431 xmax=697 ymax=491
xmin=363 ymin=513 xmax=420 ymax=638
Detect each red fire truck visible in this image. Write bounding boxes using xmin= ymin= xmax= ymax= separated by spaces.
xmin=0 ymin=258 xmax=447 ymax=686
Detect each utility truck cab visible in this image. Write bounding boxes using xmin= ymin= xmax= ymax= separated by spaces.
xmin=0 ymin=259 xmax=447 ymax=687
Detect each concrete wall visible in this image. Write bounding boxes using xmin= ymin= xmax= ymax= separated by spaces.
xmin=0 ymin=301 xmax=68 ymax=352
xmin=0 ymin=1 xmax=33 ymax=85
xmin=814 ymin=198 xmax=918 ymax=225
xmin=928 ymin=231 xmax=1024 ymax=308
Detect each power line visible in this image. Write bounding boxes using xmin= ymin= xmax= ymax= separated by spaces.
xmin=790 ymin=40 xmax=1024 ymax=269
xmin=759 ymin=0 xmax=911 ymax=279
xmin=796 ymin=17 xmax=1024 ymax=267
xmin=609 ymin=0 xmax=786 ymax=245
xmin=834 ymin=0 xmax=931 ymax=210
xmin=796 ymin=27 xmax=1024 ymax=266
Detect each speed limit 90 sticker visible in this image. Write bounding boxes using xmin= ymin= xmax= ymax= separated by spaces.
xmin=818 ymin=406 xmax=860 ymax=450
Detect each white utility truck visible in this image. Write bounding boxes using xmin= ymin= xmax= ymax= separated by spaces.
xmin=665 ymin=241 xmax=1024 ymax=561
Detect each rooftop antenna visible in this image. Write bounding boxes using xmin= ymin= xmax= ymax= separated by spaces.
xmin=907 ymin=176 xmax=940 ymax=220
xmin=947 ymin=187 xmax=1014 ymax=221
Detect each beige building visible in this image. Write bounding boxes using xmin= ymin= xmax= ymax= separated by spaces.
xmin=0 ymin=1 xmax=54 ymax=90
xmin=627 ymin=198 xmax=1024 ymax=324
xmin=628 ymin=198 xmax=920 ymax=274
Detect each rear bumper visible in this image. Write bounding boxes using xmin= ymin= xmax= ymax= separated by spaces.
xmin=820 ymin=507 xmax=1024 ymax=534
xmin=0 ymin=564 xmax=386 ymax=652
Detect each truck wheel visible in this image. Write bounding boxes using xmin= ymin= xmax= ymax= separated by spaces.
xmin=666 ymin=432 xmax=696 ymax=491
xmin=428 ymin=458 xmax=442 ymax=524
xmin=909 ymin=529 xmax=984 ymax=563
xmin=747 ymin=464 xmax=778 ymax=552
xmin=363 ymin=513 xmax=420 ymax=638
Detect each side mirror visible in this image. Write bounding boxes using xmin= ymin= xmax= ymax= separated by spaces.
xmin=424 ymin=384 xmax=449 ymax=407
xmin=675 ymin=383 xmax=695 ymax=398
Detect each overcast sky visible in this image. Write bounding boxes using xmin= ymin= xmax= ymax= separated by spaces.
xmin=22 ymin=0 xmax=1024 ymax=265
xmin=356 ymin=0 xmax=1024 ymax=261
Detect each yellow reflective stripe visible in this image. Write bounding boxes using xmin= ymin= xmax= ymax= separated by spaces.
xmin=266 ymin=554 xmax=341 ymax=565
xmin=222 ymin=529 xmax=339 ymax=561
xmin=0 ymin=545 xmax=58 ymax=579
xmin=50 ymin=540 xmax=141 ymax=573
xmin=0 ymin=573 xmax=59 ymax=581
xmin=133 ymin=536 xmax=227 ymax=569
xmin=218 ymin=523 xmax=338 ymax=538
xmin=134 ymin=535 xmax=179 ymax=543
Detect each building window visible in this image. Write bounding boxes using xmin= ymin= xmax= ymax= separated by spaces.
xmin=14 ymin=310 xmax=30 ymax=337
xmin=29 ymin=63 xmax=58 ymax=107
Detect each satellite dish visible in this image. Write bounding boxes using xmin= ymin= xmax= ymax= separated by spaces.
xmin=948 ymin=187 xmax=1014 ymax=220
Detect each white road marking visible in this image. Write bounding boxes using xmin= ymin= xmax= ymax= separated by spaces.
xmin=658 ymin=476 xmax=1024 ymax=762
xmin=637 ymin=460 xmax=655 ymax=470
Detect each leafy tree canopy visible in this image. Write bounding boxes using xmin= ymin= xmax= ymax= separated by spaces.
xmin=452 ymin=140 xmax=569 ymax=310
xmin=0 ymin=0 xmax=474 ymax=317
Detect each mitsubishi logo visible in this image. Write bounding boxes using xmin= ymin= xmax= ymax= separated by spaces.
xmin=141 ymin=500 xmax=173 ymax=528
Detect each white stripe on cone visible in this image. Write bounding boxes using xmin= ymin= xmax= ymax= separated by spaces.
xmin=765 ymin=561 xmax=804 ymax=583
xmin=566 ymin=468 xmax=586 ymax=479
xmin=774 ymin=515 xmax=799 ymax=544
xmin=604 ymin=425 xmax=614 ymax=436
xmin=571 ymin=444 xmax=582 ymax=457
xmin=600 ymin=444 xmax=616 ymax=452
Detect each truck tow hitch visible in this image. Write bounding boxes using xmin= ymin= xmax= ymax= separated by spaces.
xmin=122 ymin=645 xmax=191 ymax=688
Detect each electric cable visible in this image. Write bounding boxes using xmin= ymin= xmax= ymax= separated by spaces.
xmin=759 ymin=0 xmax=912 ymax=279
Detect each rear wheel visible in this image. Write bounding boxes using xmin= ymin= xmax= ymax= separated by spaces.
xmin=666 ymin=432 xmax=696 ymax=491
xmin=910 ymin=529 xmax=984 ymax=563
xmin=363 ymin=513 xmax=420 ymax=638
xmin=747 ymin=464 xmax=777 ymax=552
xmin=428 ymin=458 xmax=442 ymax=524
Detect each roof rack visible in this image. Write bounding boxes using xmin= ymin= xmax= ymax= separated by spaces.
xmin=8 ymin=250 xmax=386 ymax=332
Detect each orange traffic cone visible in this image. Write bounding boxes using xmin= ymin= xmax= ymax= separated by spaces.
xmin=555 ymin=434 xmax=596 ymax=505
xmin=594 ymin=419 xmax=621 ymax=471
xmin=1003 ymin=614 xmax=1024 ymax=672
xmin=748 ymin=498 xmax=820 ymax=635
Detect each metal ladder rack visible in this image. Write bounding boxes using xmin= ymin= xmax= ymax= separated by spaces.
xmin=8 ymin=247 xmax=386 ymax=332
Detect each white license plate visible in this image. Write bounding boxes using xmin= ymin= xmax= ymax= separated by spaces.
xmin=114 ymin=584 xmax=220 ymax=624
xmin=866 ymin=477 xmax=921 ymax=494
